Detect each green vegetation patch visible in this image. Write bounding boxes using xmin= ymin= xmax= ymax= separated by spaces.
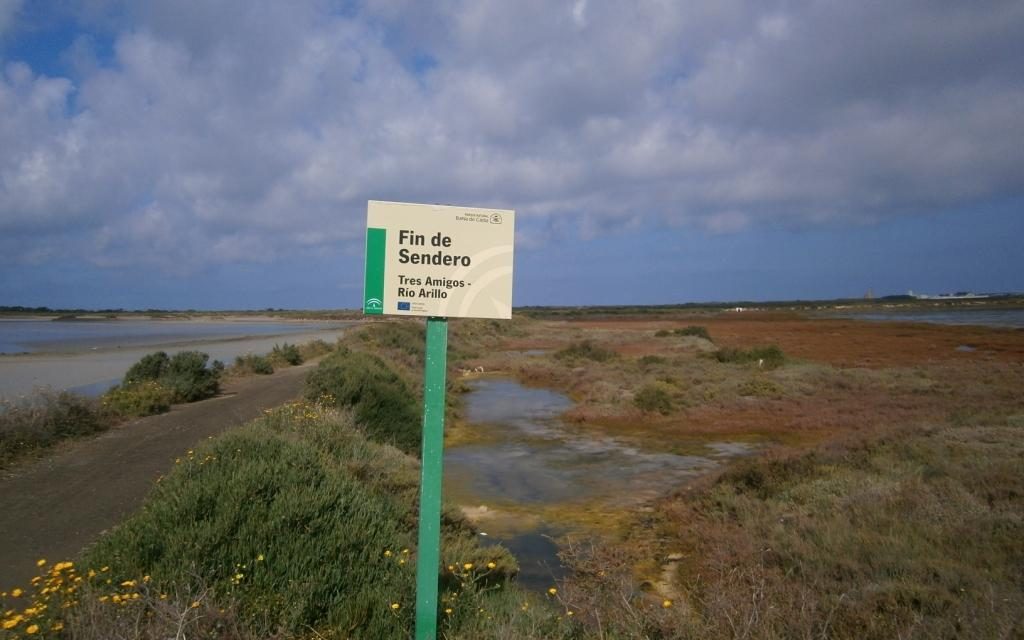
xmin=234 ymin=353 xmax=274 ymax=375
xmin=714 ymin=344 xmax=786 ymax=369
xmin=305 ymin=349 xmax=421 ymax=455
xmin=71 ymin=404 xmax=568 ymax=639
xmin=269 ymin=342 xmax=303 ymax=366
xmin=554 ymin=340 xmax=616 ymax=362
xmin=634 ymin=383 xmax=674 ymax=415
xmin=674 ymin=325 xmax=712 ymax=341
xmin=120 ymin=350 xmax=223 ymax=406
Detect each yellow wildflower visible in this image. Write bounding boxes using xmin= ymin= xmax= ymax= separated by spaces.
xmin=662 ymin=599 xmax=673 ymax=608
xmin=26 ymin=623 xmax=39 ymax=634
xmin=36 ymin=559 xmax=46 ymax=567
xmin=444 ymin=608 xmax=453 ymax=614
xmin=384 ymin=550 xmax=393 ymax=558
xmin=547 ymin=587 xmax=557 ymax=596
xmin=257 ymin=554 xmax=265 ymax=562
xmin=390 ymin=603 xmax=400 ymax=610
xmin=463 ymin=562 xmax=473 ymax=570
xmin=487 ymin=562 xmax=497 ymax=569
xmin=3 ymin=616 xmax=22 ymax=630
xmin=51 ymin=622 xmax=64 ymax=631
xmin=10 ymin=588 xmax=22 ymax=598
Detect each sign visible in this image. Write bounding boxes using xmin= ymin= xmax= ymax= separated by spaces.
xmin=363 ymin=200 xmax=515 ymax=319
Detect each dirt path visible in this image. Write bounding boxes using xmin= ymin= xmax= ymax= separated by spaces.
xmin=0 ymin=362 xmax=317 ymax=590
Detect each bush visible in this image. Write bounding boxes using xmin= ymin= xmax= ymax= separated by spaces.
xmin=715 ymin=344 xmax=786 ymax=369
xmin=164 ymin=351 xmax=222 ymax=401
xmin=304 ymin=349 xmax=421 ymax=455
xmin=554 ymin=340 xmax=616 ymax=362
xmin=117 ymin=350 xmax=222 ymax=405
xmin=0 ymin=390 xmax=107 ymax=464
xmin=674 ymin=325 xmax=712 ymax=341
xmin=270 ymin=342 xmax=303 ymax=366
xmin=102 ymin=380 xmax=174 ymax=416
xmin=634 ymin=384 xmax=674 ymax=414
xmin=638 ymin=355 xmax=666 ymax=367
xmin=122 ymin=351 xmax=170 ymax=385
xmin=77 ymin=409 xmax=536 ymax=638
xmin=235 ymin=353 xmax=274 ymax=375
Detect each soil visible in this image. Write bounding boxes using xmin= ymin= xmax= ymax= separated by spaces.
xmin=0 ymin=362 xmax=317 ymax=590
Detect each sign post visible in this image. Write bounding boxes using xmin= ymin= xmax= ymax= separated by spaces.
xmin=363 ymin=201 xmax=515 ymax=639
xmin=414 ymin=316 xmax=447 ymax=639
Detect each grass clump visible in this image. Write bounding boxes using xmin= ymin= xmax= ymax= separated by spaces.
xmin=634 ymin=383 xmax=674 ymax=415
xmin=674 ymin=325 xmax=712 ymax=341
xmin=269 ymin=342 xmax=302 ymax=366
xmin=234 ymin=353 xmax=274 ymax=375
xmin=555 ymin=340 xmax=616 ymax=363
xmin=0 ymin=390 xmax=108 ymax=466
xmin=304 ymin=349 xmax=421 ymax=455
xmin=714 ymin=344 xmax=785 ymax=369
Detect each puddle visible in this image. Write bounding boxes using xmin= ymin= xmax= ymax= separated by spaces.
xmin=445 ymin=378 xmax=754 ymax=589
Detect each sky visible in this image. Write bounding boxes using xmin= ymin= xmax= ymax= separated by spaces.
xmin=0 ymin=0 xmax=1022 ymax=309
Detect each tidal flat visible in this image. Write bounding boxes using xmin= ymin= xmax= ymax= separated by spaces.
xmin=0 ymin=316 xmax=354 ymax=398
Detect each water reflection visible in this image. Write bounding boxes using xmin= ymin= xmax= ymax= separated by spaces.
xmin=446 ymin=378 xmax=754 ymax=588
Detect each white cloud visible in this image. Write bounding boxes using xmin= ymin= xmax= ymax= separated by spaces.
xmin=0 ymin=0 xmax=1022 ymax=274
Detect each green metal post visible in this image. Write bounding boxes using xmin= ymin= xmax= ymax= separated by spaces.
xmin=415 ymin=317 xmax=448 ymax=640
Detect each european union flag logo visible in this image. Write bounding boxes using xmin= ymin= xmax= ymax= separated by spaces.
xmin=397 ymin=301 xmax=411 ymax=311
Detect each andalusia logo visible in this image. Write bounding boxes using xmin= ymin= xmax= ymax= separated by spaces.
xmin=365 ymin=297 xmax=383 ymax=312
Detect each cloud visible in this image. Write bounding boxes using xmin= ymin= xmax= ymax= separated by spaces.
xmin=0 ymin=0 xmax=1022 ymax=276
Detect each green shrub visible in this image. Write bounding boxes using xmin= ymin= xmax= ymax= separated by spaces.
xmin=674 ymin=325 xmax=712 ymax=341
xmin=123 ymin=351 xmax=170 ymax=385
xmin=638 ymin=355 xmax=666 ymax=367
xmin=79 ymin=409 xmax=535 ymax=638
xmin=163 ymin=351 xmax=223 ymax=401
xmin=235 ymin=353 xmax=274 ymax=375
xmin=555 ymin=340 xmax=616 ymax=362
xmin=634 ymin=384 xmax=674 ymax=414
xmin=0 ymin=390 xmax=107 ymax=464
xmin=270 ymin=342 xmax=303 ymax=366
xmin=654 ymin=329 xmax=671 ymax=337
xmin=102 ymin=380 xmax=174 ymax=416
xmin=119 ymin=350 xmax=222 ymax=404
xmin=305 ymin=349 xmax=421 ymax=455
xmin=714 ymin=344 xmax=786 ymax=369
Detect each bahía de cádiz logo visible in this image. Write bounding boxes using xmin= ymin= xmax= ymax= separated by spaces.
xmin=489 ymin=213 xmax=503 ymax=224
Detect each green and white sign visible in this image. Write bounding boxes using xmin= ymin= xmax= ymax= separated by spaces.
xmin=363 ymin=200 xmax=515 ymax=319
